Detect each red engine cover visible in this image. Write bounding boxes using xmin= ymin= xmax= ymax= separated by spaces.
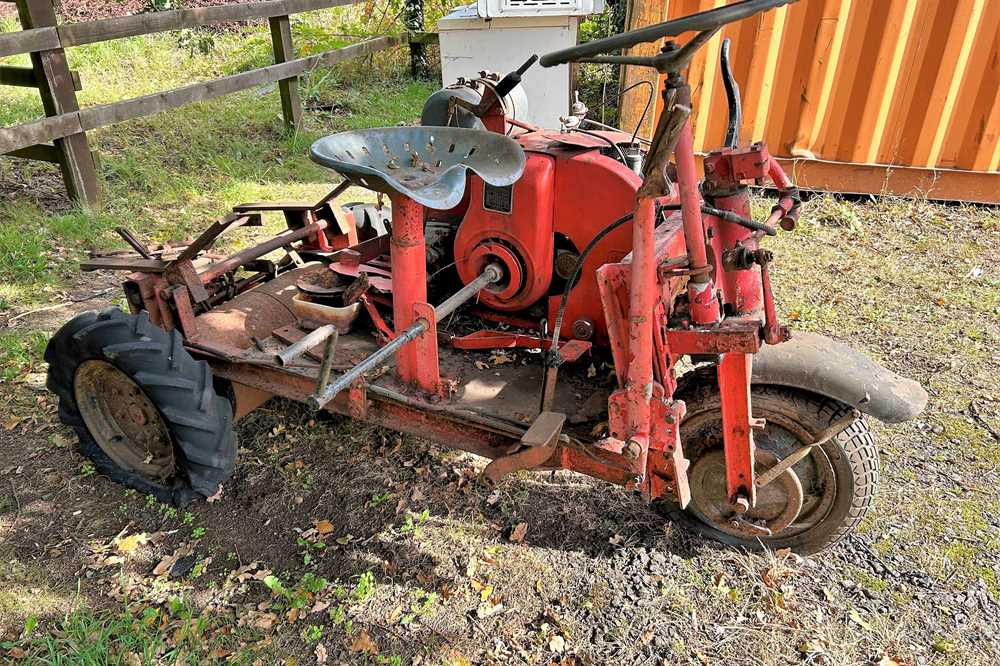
xmin=454 ymin=133 xmax=642 ymax=346
xmin=454 ymin=153 xmax=556 ymax=311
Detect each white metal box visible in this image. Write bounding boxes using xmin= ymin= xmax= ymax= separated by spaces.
xmin=438 ymin=4 xmax=581 ymax=129
xmin=477 ymin=0 xmax=604 ymax=18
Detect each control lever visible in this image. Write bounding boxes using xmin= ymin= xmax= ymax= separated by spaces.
xmin=447 ymin=54 xmax=538 ymax=122
xmin=493 ymin=54 xmax=538 ymax=99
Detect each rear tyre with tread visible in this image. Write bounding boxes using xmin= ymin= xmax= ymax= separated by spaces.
xmin=45 ymin=308 xmax=236 ymax=506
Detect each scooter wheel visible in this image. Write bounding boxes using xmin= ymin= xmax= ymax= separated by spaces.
xmin=45 ymin=308 xmax=236 ymax=506
xmin=659 ymin=381 xmax=878 ymax=554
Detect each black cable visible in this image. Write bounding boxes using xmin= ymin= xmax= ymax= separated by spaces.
xmin=630 ymin=81 xmax=655 ymax=144
xmin=572 ymin=128 xmax=629 ymax=165
xmin=547 ymin=211 xmax=635 ymax=364
xmin=545 ymin=200 xmax=774 ymax=363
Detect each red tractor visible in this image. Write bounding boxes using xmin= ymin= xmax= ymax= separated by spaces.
xmin=45 ymin=0 xmax=926 ymax=553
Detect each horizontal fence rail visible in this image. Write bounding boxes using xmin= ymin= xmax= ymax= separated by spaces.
xmin=0 ymin=0 xmax=438 ymax=205
xmin=0 ymin=35 xmax=410 ymax=155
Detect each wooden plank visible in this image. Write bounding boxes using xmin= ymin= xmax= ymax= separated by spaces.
xmin=0 ymin=64 xmax=81 ymax=89
xmin=58 ymin=0 xmax=358 ymax=47
xmin=3 ymin=143 xmax=59 ymax=162
xmin=81 ymin=257 xmax=168 ymax=273
xmin=407 ymin=31 xmax=439 ymax=45
xmin=0 ymin=65 xmax=36 ymax=86
xmin=16 ymin=0 xmax=99 ymax=206
xmin=0 ymin=25 xmax=59 ymax=57
xmin=269 ymin=15 xmax=301 ymax=132
xmin=77 ymin=36 xmax=402 ymax=130
xmin=0 ymin=112 xmax=84 ymax=155
xmin=0 ymin=36 xmax=403 ymax=154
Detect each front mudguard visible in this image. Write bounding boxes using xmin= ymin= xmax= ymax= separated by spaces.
xmin=750 ymin=332 xmax=928 ymax=424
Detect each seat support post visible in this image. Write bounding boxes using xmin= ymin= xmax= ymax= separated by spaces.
xmin=389 ymin=194 xmax=440 ymax=394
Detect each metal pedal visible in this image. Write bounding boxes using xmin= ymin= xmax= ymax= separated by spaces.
xmin=482 ymin=412 xmax=566 ymax=484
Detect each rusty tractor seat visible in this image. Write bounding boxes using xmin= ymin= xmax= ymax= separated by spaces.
xmin=310 ymin=126 xmax=526 ymax=210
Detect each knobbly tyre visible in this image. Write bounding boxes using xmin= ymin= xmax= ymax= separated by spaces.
xmin=46 ymin=0 xmax=927 ymax=554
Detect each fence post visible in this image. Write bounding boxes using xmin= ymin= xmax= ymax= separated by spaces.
xmin=404 ymin=0 xmax=429 ymax=79
xmin=268 ymin=14 xmax=302 ymax=132
xmin=14 ymin=0 xmax=100 ymax=207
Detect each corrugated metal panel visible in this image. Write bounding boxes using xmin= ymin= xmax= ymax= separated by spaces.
xmin=619 ymin=0 xmax=1000 ymax=202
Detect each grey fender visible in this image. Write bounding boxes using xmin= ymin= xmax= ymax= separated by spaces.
xmin=750 ymin=332 xmax=928 ymax=424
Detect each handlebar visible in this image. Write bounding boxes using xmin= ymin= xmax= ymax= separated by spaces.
xmin=539 ymin=0 xmax=796 ymax=69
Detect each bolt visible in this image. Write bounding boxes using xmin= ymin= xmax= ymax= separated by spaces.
xmin=733 ymin=497 xmax=750 ymax=514
xmin=623 ymin=439 xmax=643 ymax=460
xmin=730 ymin=520 xmax=741 ymax=529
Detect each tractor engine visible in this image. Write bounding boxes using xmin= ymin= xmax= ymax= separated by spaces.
xmin=420 ymin=77 xmax=646 ymax=347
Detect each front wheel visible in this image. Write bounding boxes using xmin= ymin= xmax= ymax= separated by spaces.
xmin=660 ymin=381 xmax=878 ymax=554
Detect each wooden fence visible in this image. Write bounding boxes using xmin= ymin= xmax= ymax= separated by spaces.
xmin=0 ymin=0 xmax=438 ymax=206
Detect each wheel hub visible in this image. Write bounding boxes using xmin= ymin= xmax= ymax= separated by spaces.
xmin=73 ymin=359 xmax=174 ymax=481
xmin=688 ymin=449 xmax=803 ymax=539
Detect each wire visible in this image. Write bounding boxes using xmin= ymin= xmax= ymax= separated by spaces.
xmin=547 ymin=203 xmax=683 ymax=357
xmin=580 ymin=118 xmax=652 ymax=145
xmin=630 ymin=80 xmax=655 ymax=145
xmin=547 ymin=211 xmax=634 ymax=357
xmin=571 ymin=128 xmax=630 ymax=166
xmin=586 ymin=80 xmax=654 ymax=129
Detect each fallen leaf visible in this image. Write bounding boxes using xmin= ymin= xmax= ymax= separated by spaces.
xmin=875 ymin=656 xmax=900 ymax=666
xmin=490 ymin=351 xmax=514 ymax=366
xmin=586 ymin=364 xmax=597 ymax=378
xmin=3 ymin=416 xmax=21 ymax=431
xmin=206 ymin=485 xmax=224 ymax=503
xmin=350 ymin=630 xmax=378 ymax=654
xmin=116 ymin=532 xmax=150 ymax=555
xmin=7 ymin=647 xmax=27 ymax=659
xmin=486 ymin=490 xmax=500 ymax=506
xmin=549 ymin=635 xmax=566 ymax=653
xmin=124 ymin=653 xmax=141 ymax=666
xmin=314 ymin=643 xmax=328 ymax=665
xmin=412 ymin=487 xmax=426 ymax=502
xmin=509 ymin=522 xmax=528 ymax=543
xmin=314 ymin=519 xmax=335 ymax=535
xmin=849 ymin=608 xmax=873 ymax=631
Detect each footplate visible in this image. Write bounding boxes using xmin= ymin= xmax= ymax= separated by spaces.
xmin=482 ymin=411 xmax=565 ymax=483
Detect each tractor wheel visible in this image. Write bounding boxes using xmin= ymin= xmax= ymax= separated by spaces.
xmin=45 ymin=308 xmax=236 ymax=506
xmin=659 ymin=378 xmax=878 ymax=554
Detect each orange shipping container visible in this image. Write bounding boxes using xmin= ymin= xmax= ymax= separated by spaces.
xmin=619 ymin=0 xmax=1000 ymax=203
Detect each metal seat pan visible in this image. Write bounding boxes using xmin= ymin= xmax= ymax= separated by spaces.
xmin=310 ymin=126 xmax=526 ymax=210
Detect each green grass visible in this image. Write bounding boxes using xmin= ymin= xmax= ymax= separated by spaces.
xmin=0 ymin=330 xmax=48 ymax=381
xmin=3 ymin=600 xmax=270 ymax=664
xmin=0 ymin=12 xmax=437 ymax=310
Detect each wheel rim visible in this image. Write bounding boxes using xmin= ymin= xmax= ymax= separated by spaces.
xmin=73 ymin=359 xmax=175 ymax=481
xmin=684 ymin=413 xmax=838 ymax=542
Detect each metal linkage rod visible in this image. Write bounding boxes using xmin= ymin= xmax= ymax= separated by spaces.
xmin=275 ymin=324 xmax=338 ymax=366
xmin=308 ymin=264 xmax=502 ymax=409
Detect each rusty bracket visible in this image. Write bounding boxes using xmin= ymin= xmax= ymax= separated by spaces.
xmin=164 ymin=259 xmax=210 ymax=304
xmin=482 ymin=411 xmax=565 ymax=484
xmin=347 ymin=378 xmax=368 ymax=420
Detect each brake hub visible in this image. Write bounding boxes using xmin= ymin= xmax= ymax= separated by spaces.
xmin=73 ymin=360 xmax=174 ymax=481
xmin=688 ymin=449 xmax=803 ymax=538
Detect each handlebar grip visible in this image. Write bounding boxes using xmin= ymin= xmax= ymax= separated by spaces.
xmin=493 ymin=54 xmax=538 ymax=99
